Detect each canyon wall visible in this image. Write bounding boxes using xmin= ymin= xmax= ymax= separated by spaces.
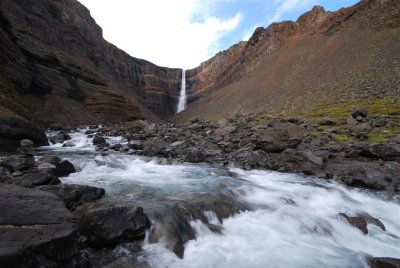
xmin=179 ymin=0 xmax=400 ymax=121
xmin=0 ymin=0 xmax=182 ymax=125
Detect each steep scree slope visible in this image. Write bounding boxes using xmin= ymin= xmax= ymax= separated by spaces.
xmin=179 ymin=0 xmax=400 ymax=121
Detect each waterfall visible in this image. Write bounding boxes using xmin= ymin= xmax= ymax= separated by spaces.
xmin=177 ymin=69 xmax=186 ymax=113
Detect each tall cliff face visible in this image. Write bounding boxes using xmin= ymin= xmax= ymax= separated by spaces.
xmin=178 ymin=0 xmax=400 ymax=121
xmin=0 ymin=0 xmax=182 ymax=125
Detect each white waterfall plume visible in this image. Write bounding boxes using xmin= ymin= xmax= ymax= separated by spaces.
xmin=177 ymin=69 xmax=186 ymax=113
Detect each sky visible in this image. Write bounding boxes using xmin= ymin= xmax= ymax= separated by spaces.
xmin=78 ymin=0 xmax=360 ymax=69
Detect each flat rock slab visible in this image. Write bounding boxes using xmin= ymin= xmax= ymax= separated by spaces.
xmin=0 ymin=184 xmax=78 ymax=266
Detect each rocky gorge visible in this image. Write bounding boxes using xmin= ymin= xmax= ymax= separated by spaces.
xmin=0 ymin=0 xmax=400 ymax=267
xmin=1 ymin=110 xmax=399 ymax=267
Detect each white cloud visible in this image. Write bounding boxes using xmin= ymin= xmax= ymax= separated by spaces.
xmin=78 ymin=0 xmax=242 ymax=69
xmin=241 ymin=0 xmax=318 ymax=41
xmin=266 ymin=0 xmax=317 ymax=25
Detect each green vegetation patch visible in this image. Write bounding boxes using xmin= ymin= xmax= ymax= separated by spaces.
xmin=332 ymin=133 xmax=349 ymax=142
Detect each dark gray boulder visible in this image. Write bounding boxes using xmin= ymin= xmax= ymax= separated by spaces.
xmin=37 ymin=184 xmax=105 ymax=211
xmin=360 ymin=143 xmax=400 ymax=160
xmin=256 ymin=123 xmax=304 ymax=153
xmin=0 ymin=184 xmax=78 ymax=267
xmin=74 ymin=202 xmax=151 ymax=247
xmin=54 ymin=159 xmax=76 ymax=177
xmin=93 ymin=136 xmax=107 ymax=145
xmin=351 ymin=109 xmax=368 ymax=118
xmin=325 ymin=161 xmax=400 ymax=191
xmin=368 ymin=257 xmax=400 ymax=268
xmin=38 ymin=156 xmax=76 ymax=177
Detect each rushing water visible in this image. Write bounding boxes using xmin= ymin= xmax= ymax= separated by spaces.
xmin=177 ymin=69 xmax=187 ymax=113
xmin=39 ymin=130 xmax=400 ymax=268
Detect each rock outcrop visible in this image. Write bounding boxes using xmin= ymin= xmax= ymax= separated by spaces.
xmin=0 ymin=0 xmax=182 ymax=127
xmin=0 ymin=184 xmax=78 ymax=267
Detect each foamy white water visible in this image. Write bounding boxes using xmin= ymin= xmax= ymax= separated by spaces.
xmin=177 ymin=69 xmax=187 ymax=113
xmin=39 ymin=130 xmax=400 ymax=267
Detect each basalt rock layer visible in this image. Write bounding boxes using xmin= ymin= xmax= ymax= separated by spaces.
xmin=180 ymin=0 xmax=400 ymax=121
xmin=0 ymin=0 xmax=182 ymax=126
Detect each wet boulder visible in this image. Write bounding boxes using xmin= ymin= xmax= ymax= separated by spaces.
xmin=93 ymin=136 xmax=107 ymax=145
xmin=54 ymin=160 xmax=76 ymax=177
xmin=74 ymin=202 xmax=151 ymax=247
xmin=38 ymin=156 xmax=76 ymax=177
xmin=339 ymin=213 xmax=386 ymax=234
xmin=37 ymin=184 xmax=105 ymax=211
xmin=0 ymin=184 xmax=78 ymax=267
xmin=368 ymin=257 xmax=400 ymax=268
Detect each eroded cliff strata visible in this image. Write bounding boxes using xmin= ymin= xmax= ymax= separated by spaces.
xmin=0 ymin=0 xmax=182 ymax=126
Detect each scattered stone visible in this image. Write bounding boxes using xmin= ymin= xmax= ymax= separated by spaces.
xmin=110 ymin=143 xmax=123 ymax=151
xmin=351 ymin=122 xmax=371 ymax=135
xmin=184 ymin=149 xmax=207 ymax=163
xmin=128 ymin=140 xmax=143 ymax=150
xmin=131 ymin=120 xmax=149 ymax=131
xmin=352 ymin=109 xmax=368 ymax=119
xmin=320 ymin=117 xmax=336 ymax=126
xmin=215 ymin=125 xmax=237 ymax=137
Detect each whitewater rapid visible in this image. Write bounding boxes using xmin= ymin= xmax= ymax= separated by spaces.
xmin=39 ymin=130 xmax=400 ymax=268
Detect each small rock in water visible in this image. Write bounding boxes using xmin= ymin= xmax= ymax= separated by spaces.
xmin=54 ymin=160 xmax=76 ymax=177
xmin=63 ymin=141 xmax=76 ymax=147
xmin=339 ymin=213 xmax=386 ymax=234
xmin=93 ymin=136 xmax=107 ymax=145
